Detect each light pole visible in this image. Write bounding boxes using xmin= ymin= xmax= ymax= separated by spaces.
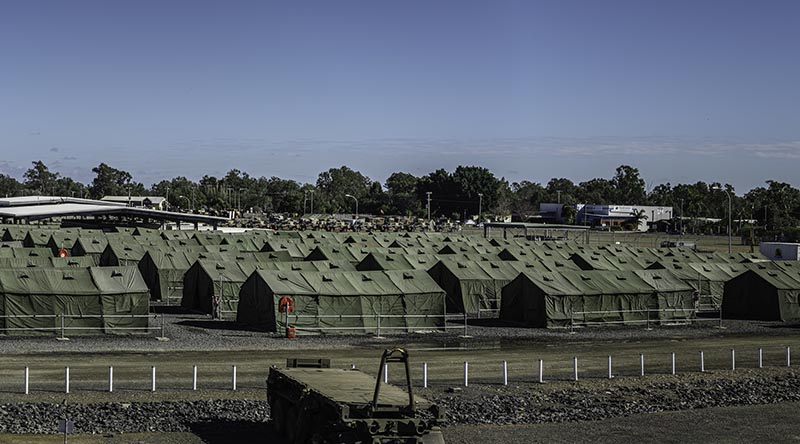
xmin=478 ymin=193 xmax=483 ymax=223
xmin=178 ymin=195 xmax=190 ymax=211
xmin=426 ymin=192 xmax=432 ymax=223
xmin=712 ymin=186 xmax=732 ymax=254
xmin=303 ymin=191 xmax=308 ymax=215
xmin=309 ymin=190 xmax=315 ymax=214
xmin=345 ymin=194 xmax=359 ymax=221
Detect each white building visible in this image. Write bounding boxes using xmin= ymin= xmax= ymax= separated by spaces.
xmin=575 ymin=204 xmax=673 ymax=232
xmin=760 ymin=242 xmax=800 ymax=261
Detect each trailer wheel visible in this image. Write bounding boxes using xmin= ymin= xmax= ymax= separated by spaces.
xmin=269 ymin=396 xmax=286 ymax=435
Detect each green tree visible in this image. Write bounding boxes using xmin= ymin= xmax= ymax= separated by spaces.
xmin=89 ymin=163 xmax=136 ymax=199
xmin=23 ymin=161 xmax=59 ymax=194
xmin=612 ymin=165 xmax=646 ymax=203
xmin=577 ymin=178 xmax=615 ymax=204
xmin=386 ymin=172 xmax=421 ymax=216
xmin=316 ymin=166 xmax=372 ymax=214
xmin=509 ymin=181 xmax=547 ymax=217
xmin=546 ymin=178 xmax=577 ymax=204
xmin=647 ymin=183 xmax=673 ymax=207
xmin=0 ymin=174 xmax=21 ymax=197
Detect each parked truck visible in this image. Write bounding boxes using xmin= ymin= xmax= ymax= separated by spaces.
xmin=267 ymin=348 xmax=445 ymax=443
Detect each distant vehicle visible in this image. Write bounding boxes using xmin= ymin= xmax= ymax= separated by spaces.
xmin=660 ymin=240 xmax=697 ymax=250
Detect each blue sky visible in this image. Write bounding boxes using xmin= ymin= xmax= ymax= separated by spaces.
xmin=1 ymin=0 xmax=798 ymax=193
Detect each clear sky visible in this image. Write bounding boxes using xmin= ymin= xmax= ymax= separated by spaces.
xmin=1 ymin=0 xmax=798 ymax=192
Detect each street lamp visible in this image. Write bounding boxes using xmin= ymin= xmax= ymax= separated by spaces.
xmin=344 ymin=194 xmax=359 ymax=222
xmin=178 ymin=195 xmax=191 ymax=212
xmin=712 ymin=186 xmax=732 ymax=254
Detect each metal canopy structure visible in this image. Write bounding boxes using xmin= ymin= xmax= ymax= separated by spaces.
xmin=0 ymin=196 xmax=227 ymax=228
xmin=483 ymin=222 xmax=590 ymax=243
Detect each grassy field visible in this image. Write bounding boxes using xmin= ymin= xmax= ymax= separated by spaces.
xmin=2 ymin=331 xmax=800 ymax=402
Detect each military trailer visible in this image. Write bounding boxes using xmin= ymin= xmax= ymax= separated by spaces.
xmin=267 ymin=349 xmax=445 ymax=444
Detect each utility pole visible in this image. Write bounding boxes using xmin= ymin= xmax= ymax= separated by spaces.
xmin=478 ymin=193 xmax=483 ymax=222
xmin=310 ymin=190 xmax=315 ymax=214
xmin=426 ymin=192 xmax=432 ymax=222
xmin=712 ymin=186 xmax=732 ymax=254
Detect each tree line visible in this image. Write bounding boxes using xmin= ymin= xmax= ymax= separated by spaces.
xmin=1 ymin=161 xmax=799 ymax=236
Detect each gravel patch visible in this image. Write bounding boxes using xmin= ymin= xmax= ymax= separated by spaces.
xmin=434 ymin=371 xmax=800 ymax=425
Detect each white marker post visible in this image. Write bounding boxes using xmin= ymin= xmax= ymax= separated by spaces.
xmin=422 ymin=362 xmax=428 ymax=388
xmin=788 ymin=347 xmax=792 ymax=367
xmin=700 ymin=351 xmax=705 ymax=372
xmin=232 ymin=365 xmax=237 ymax=391
xmin=758 ymin=348 xmax=763 ymax=369
xmin=731 ymin=349 xmax=736 ymax=371
xmin=65 ymin=367 xmax=70 ymax=394
xmin=671 ymin=352 xmax=676 ymax=375
xmin=538 ymin=359 xmax=544 ymax=384
xmin=607 ymin=356 xmax=613 ymax=379
xmin=463 ymin=362 xmax=469 ymax=387
xmin=640 ymin=353 xmax=645 ymax=377
xmin=384 ymin=363 xmax=388 ymax=384
xmin=24 ymin=367 xmax=29 ymax=395
xmin=192 ymin=365 xmax=198 ymax=391
xmin=502 ymin=361 xmax=508 ymax=386
xmin=108 ymin=366 xmax=114 ymax=393
xmin=151 ymin=366 xmax=156 ymax=392
xmin=573 ymin=357 xmax=578 ymax=381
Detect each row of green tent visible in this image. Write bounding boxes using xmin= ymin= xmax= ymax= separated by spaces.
xmin=236 ymin=270 xmax=445 ymax=333
xmin=501 ymin=269 xmax=696 ymax=327
xmin=0 ymin=266 xmax=150 ymax=335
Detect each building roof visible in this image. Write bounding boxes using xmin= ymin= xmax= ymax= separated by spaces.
xmin=101 ymin=196 xmax=167 ymax=204
xmin=0 ymin=196 xmax=226 ymax=226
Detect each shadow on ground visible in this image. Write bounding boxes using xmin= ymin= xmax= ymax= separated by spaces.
xmin=150 ymin=305 xmax=198 ymax=315
xmin=175 ymin=320 xmax=272 ymax=332
xmin=188 ymin=420 xmax=284 ymax=444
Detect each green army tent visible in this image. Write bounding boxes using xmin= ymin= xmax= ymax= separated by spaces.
xmin=500 ymin=270 xmax=695 ymax=328
xmin=427 ymin=260 xmax=500 ymax=314
xmin=236 ymin=270 xmax=445 ymax=334
xmin=0 ymin=248 xmax=52 ymax=259
xmin=0 ymin=266 xmax=149 ymax=335
xmin=138 ymin=251 xmax=216 ymax=303
xmin=723 ymin=269 xmax=800 ymax=322
xmin=356 ymin=253 xmax=418 ymax=271
xmin=648 ymin=262 xmax=747 ymax=310
xmin=182 ymin=260 xmax=255 ymax=316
